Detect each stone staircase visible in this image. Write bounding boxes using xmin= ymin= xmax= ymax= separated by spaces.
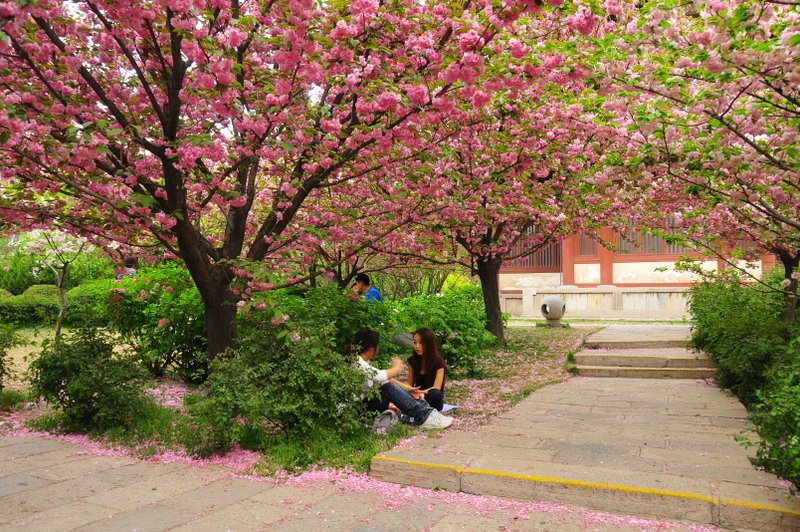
xmin=575 ymin=325 xmax=715 ymax=379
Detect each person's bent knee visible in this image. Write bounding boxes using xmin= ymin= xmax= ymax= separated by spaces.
xmin=425 ymin=388 xmax=444 ymax=411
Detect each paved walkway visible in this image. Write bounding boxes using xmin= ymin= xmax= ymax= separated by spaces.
xmin=372 ymin=325 xmax=800 ymax=531
xmin=1 ymin=435 xmax=713 ymax=532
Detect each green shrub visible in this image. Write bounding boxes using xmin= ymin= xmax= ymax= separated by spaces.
xmin=0 ymin=325 xmax=23 ymax=391
xmin=0 ymin=288 xmax=12 ymax=299
xmin=748 ymin=336 xmax=800 ymax=489
xmin=0 ymin=246 xmax=42 ymax=294
xmin=65 ymin=280 xmax=115 ymax=327
xmin=107 ymin=263 xmax=207 ymax=382
xmin=688 ymin=277 xmax=788 ymax=406
xmin=27 ymin=326 xmax=152 ymax=432
xmin=179 ymin=321 xmax=367 ymax=457
xmin=386 ymin=285 xmax=497 ymax=377
xmin=275 ymin=284 xmax=388 ymax=353
xmin=0 ymin=294 xmax=59 ymax=327
xmin=22 ymin=284 xmax=59 ymax=299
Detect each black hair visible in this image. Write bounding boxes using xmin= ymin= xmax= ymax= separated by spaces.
xmin=414 ymin=328 xmax=445 ymax=375
xmin=354 ymin=272 xmax=371 ymax=286
xmin=352 ymin=328 xmax=379 ymax=354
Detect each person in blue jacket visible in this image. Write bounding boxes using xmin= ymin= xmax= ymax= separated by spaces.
xmin=353 ymin=272 xmax=383 ymax=302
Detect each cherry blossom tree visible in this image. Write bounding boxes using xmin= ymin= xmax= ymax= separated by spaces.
xmin=0 ymin=0 xmax=600 ymax=357
xmin=593 ymin=0 xmax=799 ymax=322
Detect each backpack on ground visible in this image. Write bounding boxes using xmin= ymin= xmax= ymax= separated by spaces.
xmin=371 ymin=409 xmax=399 ymax=434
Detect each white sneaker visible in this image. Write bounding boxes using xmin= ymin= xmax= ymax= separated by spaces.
xmin=420 ymin=409 xmax=453 ymax=430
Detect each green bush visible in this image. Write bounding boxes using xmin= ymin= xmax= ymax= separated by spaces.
xmin=27 ymin=326 xmax=152 ymax=432
xmin=276 ymin=284 xmax=388 ymax=353
xmin=0 ymin=325 xmax=23 ymax=391
xmin=0 ymin=246 xmax=42 ymax=294
xmin=386 ymin=285 xmax=497 ymax=377
xmin=23 ymin=284 xmax=59 ymax=299
xmin=179 ymin=320 xmax=367 ymax=457
xmin=688 ymin=277 xmax=788 ymax=406
xmin=0 ymin=294 xmax=59 ymax=327
xmin=64 ymin=280 xmax=115 ymax=326
xmin=748 ymin=337 xmax=800 ymax=489
xmin=107 ymin=263 xmax=207 ymax=382
xmin=0 ymin=288 xmax=12 ymax=299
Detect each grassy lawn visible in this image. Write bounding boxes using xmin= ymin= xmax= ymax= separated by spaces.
xmin=1 ymin=325 xmax=598 ymax=473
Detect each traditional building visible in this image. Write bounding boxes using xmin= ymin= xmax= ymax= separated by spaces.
xmin=499 ymin=230 xmax=776 ymax=320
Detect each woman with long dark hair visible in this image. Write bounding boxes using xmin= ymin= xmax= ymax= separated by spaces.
xmin=405 ymin=328 xmax=446 ymax=411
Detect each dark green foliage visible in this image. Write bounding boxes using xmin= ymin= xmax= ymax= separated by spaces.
xmin=0 ymin=240 xmax=114 ymax=295
xmin=689 ymin=270 xmax=799 ymax=489
xmin=178 ymin=321 xmax=367 ymax=457
xmin=0 ymin=247 xmax=43 ymax=294
xmin=748 ymin=338 xmax=800 ymax=489
xmin=688 ymin=276 xmax=788 ymax=406
xmin=107 ymin=263 xmax=207 ymax=382
xmin=386 ymin=286 xmax=497 ymax=377
xmin=64 ymin=280 xmax=115 ymax=326
xmin=277 ymin=284 xmax=383 ymax=352
xmin=0 ymin=325 xmax=23 ymax=391
xmin=27 ymin=326 xmax=152 ymax=432
xmin=0 ymin=293 xmax=59 ymax=327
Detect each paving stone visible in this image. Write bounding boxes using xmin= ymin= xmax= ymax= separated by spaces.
xmin=5 ymin=500 xmax=113 ymax=531
xmin=267 ymin=494 xmax=377 ymax=532
xmin=167 ymin=477 xmax=272 ymax=513
xmin=1 ymin=438 xmax=69 ymax=457
xmin=1 ymin=448 xmax=90 ymax=477
xmin=169 ymin=499 xmax=291 ymax=531
xmin=89 ymin=461 xmax=187 ymax=486
xmin=82 ymin=468 xmax=213 ymax=511
xmin=0 ymin=474 xmax=113 ymax=517
xmin=29 ymin=454 xmax=130 ymax=482
xmin=0 ymin=472 xmax=51 ymax=498
xmin=78 ymin=502 xmax=198 ymax=532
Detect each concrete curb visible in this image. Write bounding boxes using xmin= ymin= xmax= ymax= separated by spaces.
xmin=372 ymin=455 xmax=800 ymax=530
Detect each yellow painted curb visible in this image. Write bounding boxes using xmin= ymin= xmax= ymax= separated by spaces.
xmin=372 ymin=455 xmax=800 ymax=517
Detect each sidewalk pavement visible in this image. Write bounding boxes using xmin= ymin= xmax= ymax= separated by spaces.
xmin=372 ymin=325 xmax=800 ymax=531
xmin=1 ymin=434 xmax=713 ymax=531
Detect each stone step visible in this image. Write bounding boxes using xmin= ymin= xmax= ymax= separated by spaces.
xmin=584 ymin=325 xmax=690 ymax=350
xmin=584 ymin=338 xmax=689 ymax=349
xmin=576 ymin=365 xmax=715 ymax=379
xmin=574 ymin=348 xmax=709 ymax=369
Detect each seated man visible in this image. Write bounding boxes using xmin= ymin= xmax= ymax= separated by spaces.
xmin=352 ymin=328 xmax=453 ymax=430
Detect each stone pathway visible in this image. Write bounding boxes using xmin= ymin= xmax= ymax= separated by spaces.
xmin=1 ymin=434 xmax=713 ymax=531
xmin=371 ymin=325 xmax=800 ymax=531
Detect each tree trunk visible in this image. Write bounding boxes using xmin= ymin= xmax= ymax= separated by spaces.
xmin=175 ymin=234 xmax=239 ymax=360
xmin=54 ymin=266 xmax=67 ymax=342
xmin=778 ymin=251 xmax=799 ymax=325
xmin=476 ymin=256 xmax=504 ymax=344
xmin=203 ymin=289 xmax=238 ymax=360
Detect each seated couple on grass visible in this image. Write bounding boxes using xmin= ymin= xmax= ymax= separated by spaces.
xmin=353 ymin=328 xmax=453 ymax=430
